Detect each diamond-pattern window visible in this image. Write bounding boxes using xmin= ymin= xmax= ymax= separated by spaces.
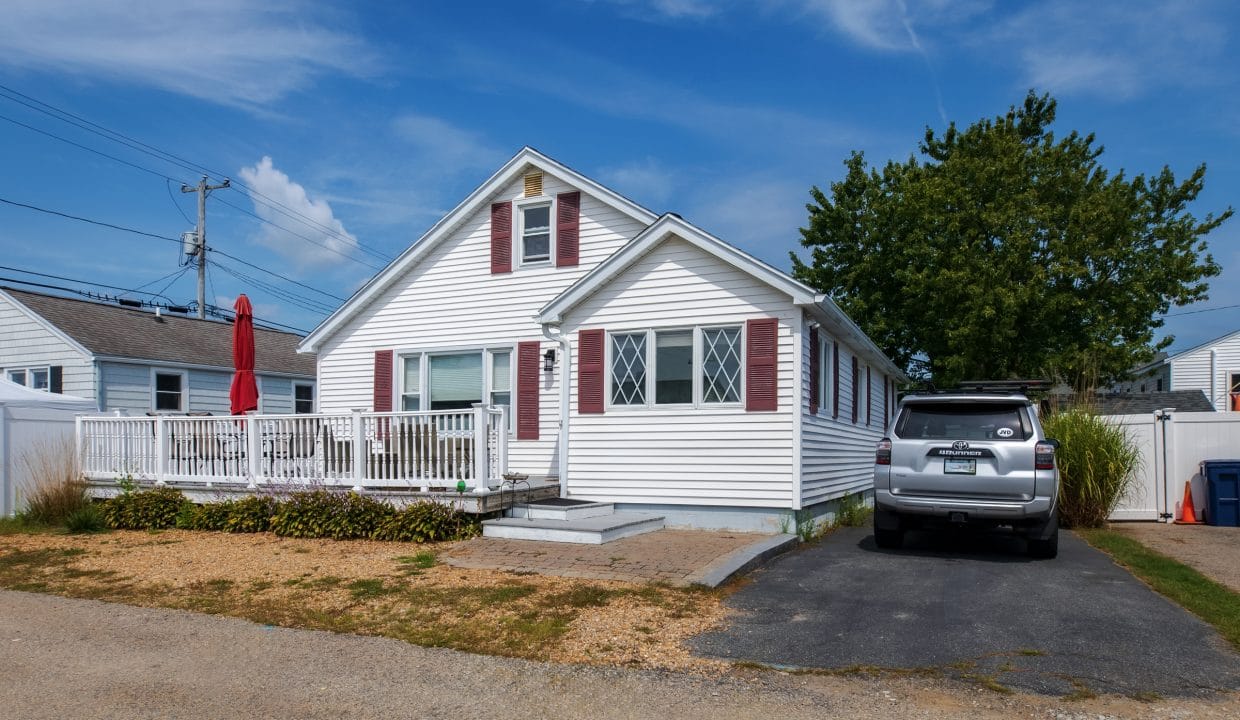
xmin=702 ymin=327 xmax=742 ymax=404
xmin=611 ymin=333 xmax=647 ymax=405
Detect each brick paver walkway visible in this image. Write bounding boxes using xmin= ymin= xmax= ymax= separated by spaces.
xmin=443 ymin=529 xmax=772 ymax=586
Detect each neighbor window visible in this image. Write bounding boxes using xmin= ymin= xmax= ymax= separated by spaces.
xmin=294 ymin=383 xmax=314 ymax=414
xmin=609 ymin=326 xmax=742 ymax=409
xmin=7 ymin=366 xmax=49 ymax=391
xmin=153 ymin=370 xmax=184 ymax=411
xmin=520 ymin=203 xmax=552 ymax=264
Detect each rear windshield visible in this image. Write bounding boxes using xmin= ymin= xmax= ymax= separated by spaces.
xmin=895 ymin=402 xmax=1032 ymax=441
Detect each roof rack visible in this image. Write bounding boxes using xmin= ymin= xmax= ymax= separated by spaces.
xmin=951 ymin=379 xmax=1053 ymax=394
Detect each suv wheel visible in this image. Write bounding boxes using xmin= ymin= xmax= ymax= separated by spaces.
xmin=874 ymin=511 xmax=904 ymax=549
xmin=1027 ymin=511 xmax=1059 ymax=559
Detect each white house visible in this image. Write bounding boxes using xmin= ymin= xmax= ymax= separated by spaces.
xmin=298 ymin=148 xmax=906 ymax=531
xmin=1112 ymin=330 xmax=1240 ymax=412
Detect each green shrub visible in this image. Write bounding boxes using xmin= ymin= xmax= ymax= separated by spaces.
xmin=177 ymin=501 xmax=231 ymax=531
xmin=372 ymin=501 xmax=480 ymax=542
xmin=223 ymin=495 xmax=278 ymax=533
xmin=1042 ymin=409 xmax=1141 ymax=528
xmin=269 ymin=490 xmax=394 ymax=540
xmin=65 ymin=503 xmax=106 ymax=534
xmin=101 ymin=487 xmax=189 ymax=530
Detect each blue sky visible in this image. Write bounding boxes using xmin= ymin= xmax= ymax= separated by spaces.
xmin=0 ymin=0 xmax=1236 ymax=354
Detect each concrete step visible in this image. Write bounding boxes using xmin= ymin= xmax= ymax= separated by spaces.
xmin=508 ymin=500 xmax=615 ymax=521
xmin=482 ymin=512 xmax=665 ymax=544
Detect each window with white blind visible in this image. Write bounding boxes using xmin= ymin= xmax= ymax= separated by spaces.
xmin=398 ymin=348 xmax=514 ymax=425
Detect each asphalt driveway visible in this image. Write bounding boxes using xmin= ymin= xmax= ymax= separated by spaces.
xmin=693 ymin=527 xmax=1240 ymax=697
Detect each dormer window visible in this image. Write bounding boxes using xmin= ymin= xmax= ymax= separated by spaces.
xmin=519 ymin=202 xmax=552 ymax=265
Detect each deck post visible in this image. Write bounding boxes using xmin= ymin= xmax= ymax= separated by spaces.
xmin=154 ymin=416 xmax=168 ymax=486
xmin=496 ymin=405 xmax=508 ymax=481
xmin=351 ymin=409 xmax=366 ymax=492
xmin=246 ymin=415 xmax=261 ymax=489
xmin=471 ymin=403 xmax=489 ymax=493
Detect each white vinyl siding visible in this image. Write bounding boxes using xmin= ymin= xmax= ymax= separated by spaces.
xmin=315 ymin=172 xmax=645 ymax=478
xmin=1169 ymin=331 xmax=1240 ymax=411
xmin=563 ymin=237 xmax=798 ymax=508
xmin=800 ymin=313 xmax=888 ymax=507
xmin=0 ymin=292 xmax=95 ymax=404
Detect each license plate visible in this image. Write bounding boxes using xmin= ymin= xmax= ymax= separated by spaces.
xmin=944 ymin=458 xmax=976 ymax=475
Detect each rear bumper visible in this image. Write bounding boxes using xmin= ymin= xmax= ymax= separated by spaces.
xmin=874 ymin=489 xmax=1052 ymax=522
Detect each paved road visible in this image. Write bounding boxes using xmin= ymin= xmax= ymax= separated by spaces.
xmin=693 ymin=527 xmax=1240 ymax=697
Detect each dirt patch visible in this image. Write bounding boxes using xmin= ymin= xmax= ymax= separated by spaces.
xmin=1113 ymin=523 xmax=1240 ymax=593
xmin=0 ymin=529 xmax=730 ymax=673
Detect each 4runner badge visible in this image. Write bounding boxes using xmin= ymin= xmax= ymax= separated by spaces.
xmin=952 ymin=441 xmax=970 ymax=450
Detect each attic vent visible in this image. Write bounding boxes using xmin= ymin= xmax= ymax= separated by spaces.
xmin=524 ymin=172 xmax=543 ymax=198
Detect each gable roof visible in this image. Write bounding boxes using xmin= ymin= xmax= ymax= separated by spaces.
xmin=1080 ymin=390 xmax=1215 ymax=415
xmin=536 ymin=213 xmax=908 ymax=381
xmin=298 ymin=147 xmax=660 ymax=353
xmin=1 ymin=288 xmax=315 ymax=377
xmin=1163 ymin=328 xmax=1240 ymax=363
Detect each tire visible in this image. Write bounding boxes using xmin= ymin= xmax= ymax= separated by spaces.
xmin=874 ymin=524 xmax=904 ymax=550
xmin=1027 ymin=517 xmax=1059 ymax=559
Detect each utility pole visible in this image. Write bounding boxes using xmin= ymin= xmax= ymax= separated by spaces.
xmin=181 ymin=175 xmax=231 ymax=319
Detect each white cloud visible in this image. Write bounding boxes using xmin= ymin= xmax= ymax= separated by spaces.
xmin=685 ymin=176 xmax=809 ymax=263
xmin=0 ymin=0 xmax=376 ymax=109
xmin=390 ymin=113 xmax=504 ymax=172
xmin=598 ymin=158 xmax=677 ymax=209
xmin=237 ymin=156 xmax=361 ymax=270
xmin=999 ymin=1 xmax=1228 ymax=100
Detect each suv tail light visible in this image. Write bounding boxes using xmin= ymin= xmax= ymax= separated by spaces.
xmin=876 ymin=439 xmax=892 ymax=465
xmin=1035 ymin=442 xmax=1056 ymax=470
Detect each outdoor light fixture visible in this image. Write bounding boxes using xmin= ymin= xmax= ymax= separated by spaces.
xmin=543 ymin=348 xmax=556 ymax=372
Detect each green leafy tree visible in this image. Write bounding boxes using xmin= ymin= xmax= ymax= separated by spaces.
xmin=792 ymin=92 xmax=1232 ymax=389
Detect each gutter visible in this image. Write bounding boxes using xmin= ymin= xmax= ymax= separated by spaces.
xmin=541 ymin=323 xmax=571 ymax=497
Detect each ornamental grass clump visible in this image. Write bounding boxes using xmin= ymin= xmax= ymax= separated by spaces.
xmin=17 ymin=438 xmax=91 ymax=526
xmin=1041 ymin=409 xmax=1141 ymax=528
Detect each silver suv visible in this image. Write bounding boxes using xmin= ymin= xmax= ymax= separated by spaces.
xmin=873 ymin=391 xmax=1059 ymax=558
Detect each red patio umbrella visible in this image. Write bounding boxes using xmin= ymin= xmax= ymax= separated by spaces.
xmin=229 ymin=294 xmax=259 ymax=415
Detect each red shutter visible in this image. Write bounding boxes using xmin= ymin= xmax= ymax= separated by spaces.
xmin=516 ymin=341 xmax=541 ymax=440
xmin=808 ymin=327 xmax=819 ymax=415
xmin=373 ymin=350 xmax=393 ymax=412
xmin=556 ymin=191 xmax=580 ymax=267
xmin=746 ymin=318 xmax=778 ymax=412
xmin=490 ymin=202 xmax=512 ymax=274
xmin=867 ymin=366 xmax=873 ymax=425
xmin=851 ymin=356 xmax=860 ymax=423
xmin=832 ymin=341 xmax=840 ymax=419
xmin=579 ymin=329 xmax=605 ymax=414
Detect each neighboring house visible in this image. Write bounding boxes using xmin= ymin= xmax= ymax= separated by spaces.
xmin=299 ymin=148 xmax=906 ymax=530
xmin=1110 ymin=330 xmax=1240 ymax=412
xmin=0 ymin=288 xmax=316 ymax=415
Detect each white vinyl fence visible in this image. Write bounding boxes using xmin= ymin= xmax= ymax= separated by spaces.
xmin=77 ymin=405 xmax=509 ymax=492
xmin=1107 ymin=411 xmax=1240 ymax=521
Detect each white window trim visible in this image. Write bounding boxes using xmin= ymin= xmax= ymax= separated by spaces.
xmin=605 ymin=324 xmax=745 ymax=411
xmin=1227 ymin=369 xmax=1240 ymax=412
xmin=5 ymin=365 xmax=51 ymax=391
xmin=514 ymin=196 xmax=555 ymax=268
xmin=293 ymin=381 xmax=316 ymax=414
xmin=150 ymin=367 xmax=188 ymax=413
xmin=816 ymin=333 xmax=832 ymax=417
xmin=396 ymin=345 xmax=516 ymax=433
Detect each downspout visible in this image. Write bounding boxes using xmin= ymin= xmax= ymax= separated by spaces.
xmin=542 ymin=323 xmax=571 ymax=498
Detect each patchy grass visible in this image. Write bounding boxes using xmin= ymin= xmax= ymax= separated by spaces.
xmin=1080 ymin=529 xmax=1240 ymax=651
xmin=0 ymin=531 xmax=721 ymax=671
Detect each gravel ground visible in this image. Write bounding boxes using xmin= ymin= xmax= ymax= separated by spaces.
xmin=1114 ymin=523 xmax=1240 ymax=593
xmin=3 ymin=589 xmax=1237 ymax=720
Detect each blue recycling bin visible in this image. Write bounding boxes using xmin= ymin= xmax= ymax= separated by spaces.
xmin=1202 ymin=460 xmax=1240 ymax=527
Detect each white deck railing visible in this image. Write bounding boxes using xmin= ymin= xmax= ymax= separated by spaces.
xmin=76 ymin=404 xmax=509 ymax=492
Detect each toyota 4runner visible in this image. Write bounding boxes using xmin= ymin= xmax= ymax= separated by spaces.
xmin=873 ymin=391 xmax=1060 ymax=558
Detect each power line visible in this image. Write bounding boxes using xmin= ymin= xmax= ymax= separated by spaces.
xmin=1165 ymin=303 xmax=1240 ymax=317
xmin=0 ymin=111 xmax=186 ymax=184
xmin=0 ymin=195 xmax=182 ymax=244
xmin=0 ymin=265 xmax=176 ymax=301
xmin=165 ymin=179 xmax=195 ymax=226
xmin=214 ymin=195 xmax=385 ymax=270
xmin=0 ymin=83 xmax=394 ymax=263
xmin=211 ymin=258 xmax=335 ymax=314
xmin=209 ymin=248 xmax=345 ymax=301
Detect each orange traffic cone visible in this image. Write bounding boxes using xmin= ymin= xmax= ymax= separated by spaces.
xmin=1175 ymin=481 xmax=1204 ymax=524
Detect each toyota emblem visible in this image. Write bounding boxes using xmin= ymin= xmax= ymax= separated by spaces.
xmin=952 ymin=440 xmax=970 ymax=450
